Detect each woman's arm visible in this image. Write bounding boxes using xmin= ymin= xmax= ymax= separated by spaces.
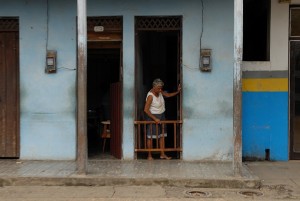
xmin=162 ymin=84 xmax=181 ymax=98
xmin=144 ymin=95 xmax=160 ymax=123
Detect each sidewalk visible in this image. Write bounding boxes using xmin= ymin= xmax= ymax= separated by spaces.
xmin=246 ymin=161 xmax=300 ymax=199
xmin=0 ymin=159 xmax=260 ymax=188
xmin=246 ymin=160 xmax=300 ymax=187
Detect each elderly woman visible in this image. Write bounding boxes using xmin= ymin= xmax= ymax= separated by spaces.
xmin=144 ymin=78 xmax=181 ymax=160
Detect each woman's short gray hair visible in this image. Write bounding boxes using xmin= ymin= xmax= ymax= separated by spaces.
xmin=152 ymin=78 xmax=164 ymax=87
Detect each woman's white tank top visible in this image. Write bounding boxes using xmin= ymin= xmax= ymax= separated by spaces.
xmin=146 ymin=91 xmax=165 ymax=114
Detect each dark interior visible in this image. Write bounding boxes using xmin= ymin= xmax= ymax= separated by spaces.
xmin=243 ymin=0 xmax=270 ymax=61
xmin=87 ymin=45 xmax=120 ymax=159
xmin=290 ymin=41 xmax=300 ymax=159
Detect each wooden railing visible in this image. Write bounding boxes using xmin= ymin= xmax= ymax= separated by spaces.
xmin=134 ymin=120 xmax=183 ymax=155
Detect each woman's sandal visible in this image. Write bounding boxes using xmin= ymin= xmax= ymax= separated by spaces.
xmin=160 ymin=155 xmax=172 ymax=160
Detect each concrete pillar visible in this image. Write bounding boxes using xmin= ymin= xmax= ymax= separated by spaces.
xmin=76 ymin=0 xmax=87 ymax=175
xmin=233 ymin=0 xmax=243 ymax=176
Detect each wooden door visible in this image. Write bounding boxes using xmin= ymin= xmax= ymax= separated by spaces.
xmin=110 ymin=82 xmax=122 ymax=159
xmin=0 ymin=30 xmax=20 ymax=158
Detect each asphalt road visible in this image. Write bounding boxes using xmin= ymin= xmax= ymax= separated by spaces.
xmin=0 ymin=184 xmax=299 ymax=201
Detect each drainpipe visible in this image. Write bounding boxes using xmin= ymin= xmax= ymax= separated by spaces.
xmin=233 ymin=0 xmax=243 ymax=176
xmin=77 ymin=0 xmax=87 ymax=175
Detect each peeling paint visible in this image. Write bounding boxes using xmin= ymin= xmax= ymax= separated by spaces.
xmin=1 ymin=0 xmax=239 ymax=165
xmin=233 ymin=0 xmax=243 ymax=176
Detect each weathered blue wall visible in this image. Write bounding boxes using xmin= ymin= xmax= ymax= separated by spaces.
xmin=87 ymin=0 xmax=234 ymax=160
xmin=181 ymin=0 xmax=234 ymax=160
xmin=1 ymin=0 xmax=234 ymax=160
xmin=0 ymin=0 xmax=77 ymax=160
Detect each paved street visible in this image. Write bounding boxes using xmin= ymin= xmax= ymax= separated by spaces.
xmin=0 ymin=184 xmax=299 ymax=201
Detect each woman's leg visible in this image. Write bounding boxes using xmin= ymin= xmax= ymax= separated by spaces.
xmin=147 ymin=139 xmax=153 ymax=160
xmin=159 ymin=137 xmax=171 ymax=159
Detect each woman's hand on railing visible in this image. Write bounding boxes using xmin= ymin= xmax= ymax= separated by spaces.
xmin=154 ymin=118 xmax=160 ymax=124
xmin=134 ymin=120 xmax=183 ymax=124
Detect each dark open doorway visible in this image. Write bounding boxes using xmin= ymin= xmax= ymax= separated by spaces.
xmin=290 ymin=7 xmax=300 ymax=160
xmin=135 ymin=16 xmax=182 ymax=159
xmin=290 ymin=40 xmax=300 ymax=160
xmin=87 ymin=17 xmax=123 ymax=160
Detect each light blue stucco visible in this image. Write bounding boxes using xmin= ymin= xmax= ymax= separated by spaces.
xmin=1 ymin=0 xmax=77 ymax=160
xmin=181 ymin=0 xmax=234 ymax=160
xmin=1 ymin=0 xmax=234 ymax=161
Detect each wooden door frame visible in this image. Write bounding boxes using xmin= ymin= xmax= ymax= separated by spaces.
xmin=86 ymin=16 xmax=123 ymax=159
xmin=134 ymin=16 xmax=183 ymax=159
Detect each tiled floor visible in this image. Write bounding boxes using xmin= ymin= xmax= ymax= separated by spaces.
xmin=0 ymin=159 xmax=260 ymax=188
xmin=0 ymin=159 xmax=254 ymax=179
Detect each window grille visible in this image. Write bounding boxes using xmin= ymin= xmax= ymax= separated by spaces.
xmin=136 ymin=16 xmax=181 ymax=31
xmin=87 ymin=17 xmax=122 ymax=32
xmin=0 ymin=18 xmax=19 ymax=32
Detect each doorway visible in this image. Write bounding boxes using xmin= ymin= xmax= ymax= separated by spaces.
xmin=0 ymin=18 xmax=20 ymax=158
xmin=87 ymin=17 xmax=123 ymax=159
xmin=290 ymin=40 xmax=300 ymax=159
xmin=135 ymin=16 xmax=182 ymax=159
xmin=290 ymin=7 xmax=300 ymax=159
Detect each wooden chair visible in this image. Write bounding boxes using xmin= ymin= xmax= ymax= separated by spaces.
xmin=101 ymin=120 xmax=110 ymax=153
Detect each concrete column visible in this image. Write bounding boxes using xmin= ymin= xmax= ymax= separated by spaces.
xmin=233 ymin=0 xmax=243 ymax=176
xmin=77 ymin=0 xmax=87 ymax=175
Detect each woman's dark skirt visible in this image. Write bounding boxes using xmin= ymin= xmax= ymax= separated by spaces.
xmin=145 ymin=113 xmax=167 ymax=139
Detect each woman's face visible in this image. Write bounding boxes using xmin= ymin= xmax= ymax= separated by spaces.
xmin=153 ymin=85 xmax=163 ymax=94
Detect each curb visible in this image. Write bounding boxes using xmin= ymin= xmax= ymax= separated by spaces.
xmin=0 ymin=176 xmax=261 ymax=189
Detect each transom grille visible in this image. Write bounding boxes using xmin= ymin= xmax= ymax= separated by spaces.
xmin=87 ymin=17 xmax=122 ymax=32
xmin=135 ymin=16 xmax=181 ymax=31
xmin=0 ymin=18 xmax=19 ymax=32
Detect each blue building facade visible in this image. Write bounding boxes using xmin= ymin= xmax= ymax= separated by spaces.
xmin=0 ymin=0 xmax=296 ymax=162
